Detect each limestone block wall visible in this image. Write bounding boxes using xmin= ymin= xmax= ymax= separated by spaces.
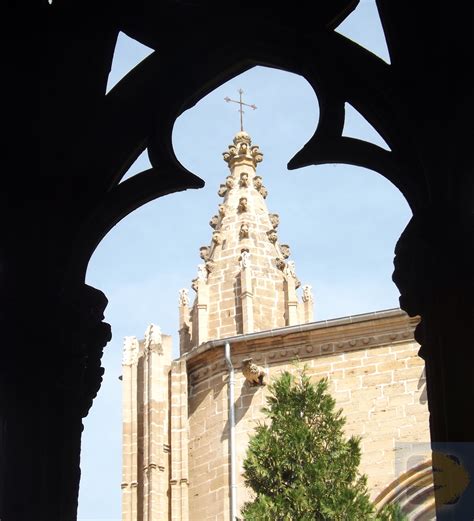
xmin=185 ymin=311 xmax=430 ymax=521
xmin=232 ymin=340 xmax=429 ymax=512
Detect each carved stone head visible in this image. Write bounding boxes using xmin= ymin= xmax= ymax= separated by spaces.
xmin=275 ymin=258 xmax=286 ymax=271
xmin=239 ymin=222 xmax=249 ymax=239
xmin=199 ymin=246 xmax=210 ymax=260
xmin=218 ymin=204 xmax=226 ymax=216
xmin=212 ymin=231 xmax=222 ymax=244
xmin=253 ymin=176 xmax=263 ymax=189
xmin=280 ymin=244 xmax=290 ymax=259
xmin=225 ymin=175 xmax=234 ymax=189
xmin=270 ymin=213 xmax=280 ymax=229
xmin=238 ymin=197 xmax=248 ymax=213
xmin=240 ymin=172 xmax=249 ymax=187
xmin=209 ymin=215 xmax=219 ymax=229
xmin=266 ymin=229 xmax=278 ymax=243
xmin=218 ymin=184 xmax=227 ymax=197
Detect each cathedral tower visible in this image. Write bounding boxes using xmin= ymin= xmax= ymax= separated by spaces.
xmin=179 ymin=130 xmax=314 ymax=354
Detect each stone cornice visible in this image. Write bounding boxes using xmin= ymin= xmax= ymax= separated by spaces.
xmin=182 ymin=309 xmax=419 ymax=385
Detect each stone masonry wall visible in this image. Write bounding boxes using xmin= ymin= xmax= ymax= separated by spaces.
xmin=185 ymin=313 xmax=429 ymax=521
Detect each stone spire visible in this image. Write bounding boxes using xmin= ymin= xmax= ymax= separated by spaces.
xmin=179 ymin=131 xmax=314 ymax=354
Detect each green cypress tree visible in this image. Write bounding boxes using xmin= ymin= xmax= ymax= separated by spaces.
xmin=241 ymin=367 xmax=406 ymax=521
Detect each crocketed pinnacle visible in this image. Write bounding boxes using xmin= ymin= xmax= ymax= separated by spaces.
xmin=178 ymin=131 xmax=314 ymax=352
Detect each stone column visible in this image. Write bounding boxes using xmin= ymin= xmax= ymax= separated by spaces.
xmin=240 ymin=250 xmax=254 ymax=334
xmin=121 ymin=336 xmax=139 ymax=521
xmin=170 ymin=360 xmax=189 ymax=521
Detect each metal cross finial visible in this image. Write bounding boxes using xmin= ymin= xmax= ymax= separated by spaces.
xmin=224 ymin=88 xmax=257 ymax=131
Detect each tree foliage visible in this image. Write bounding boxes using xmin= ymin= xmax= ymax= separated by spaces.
xmin=241 ymin=367 xmax=406 ymax=521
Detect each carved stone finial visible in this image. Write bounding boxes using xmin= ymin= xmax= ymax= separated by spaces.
xmin=242 ymin=358 xmax=266 ymax=386
xmin=238 ymin=197 xmax=248 ymax=213
xmin=179 ymin=288 xmax=189 ymax=306
xmin=239 ymin=249 xmax=251 ymax=269
xmin=209 ymin=215 xmax=219 ymax=229
xmin=280 ymin=244 xmax=290 ymax=259
xmin=233 ymin=131 xmax=251 ymax=145
xmin=144 ymin=324 xmax=162 ymax=352
xmin=286 ymin=260 xmax=297 ymax=279
xmin=225 ymin=175 xmax=235 ymax=189
xmin=218 ymin=204 xmax=226 ymax=217
xmin=266 ymin=229 xmax=278 ymax=244
xmin=218 ymin=184 xmax=227 ymax=197
xmin=302 ymin=284 xmax=313 ymax=303
xmin=251 ymin=145 xmax=263 ymax=164
xmin=259 ymin=185 xmax=268 ymax=199
xmin=239 ymin=222 xmax=250 ymax=239
xmin=197 ymin=263 xmax=208 ymax=281
xmin=240 ymin=172 xmax=250 ymax=187
xmin=270 ymin=213 xmax=280 ymax=229
xmin=122 ymin=336 xmax=139 ymax=365
xmin=223 ymin=144 xmax=238 ymax=165
xmin=200 ymin=245 xmax=210 ymax=261
xmin=212 ymin=231 xmax=222 ymax=244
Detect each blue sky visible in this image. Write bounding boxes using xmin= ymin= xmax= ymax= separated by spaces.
xmin=78 ymin=2 xmax=411 ymax=519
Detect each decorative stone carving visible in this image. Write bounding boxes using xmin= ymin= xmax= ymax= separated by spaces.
xmin=253 ymin=176 xmax=263 ymax=189
xmin=218 ymin=204 xmax=226 ymax=217
xmin=212 ymin=231 xmax=222 ymax=244
xmin=275 ymin=258 xmax=286 ymax=271
xmin=199 ymin=245 xmax=210 ymax=260
xmin=191 ymin=278 xmax=198 ymax=292
xmin=222 ymin=144 xmax=238 ymax=164
xmin=239 ymin=142 xmax=248 ymax=154
xmin=239 ymin=172 xmax=250 ymax=187
xmin=280 ymin=244 xmax=290 ymax=259
xmin=242 ymin=358 xmax=266 ymax=386
xmin=205 ymin=259 xmax=216 ymax=273
xmin=122 ymin=336 xmax=139 ymax=365
xmin=144 ymin=324 xmax=162 ymax=353
xmin=234 ymin=131 xmax=251 ymax=145
xmin=225 ymin=175 xmax=234 ymax=189
xmin=239 ymin=222 xmax=249 ymax=239
xmin=239 ymin=249 xmax=251 ymax=269
xmin=286 ymin=260 xmax=297 ymax=278
xmin=266 ymin=229 xmax=278 ymax=243
xmin=218 ymin=184 xmax=227 ymax=197
xmin=259 ymin=185 xmax=268 ymax=199
xmin=197 ymin=263 xmax=208 ymax=281
xmin=209 ymin=215 xmax=219 ymax=229
xmin=178 ymin=288 xmax=189 ymax=306
xmin=302 ymin=284 xmax=313 ymax=303
xmin=238 ymin=197 xmax=248 ymax=213
xmin=251 ymin=145 xmax=263 ymax=163
xmin=270 ymin=213 xmax=280 ymax=229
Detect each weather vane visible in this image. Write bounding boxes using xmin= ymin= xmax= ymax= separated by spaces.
xmin=224 ymin=89 xmax=257 ymax=131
